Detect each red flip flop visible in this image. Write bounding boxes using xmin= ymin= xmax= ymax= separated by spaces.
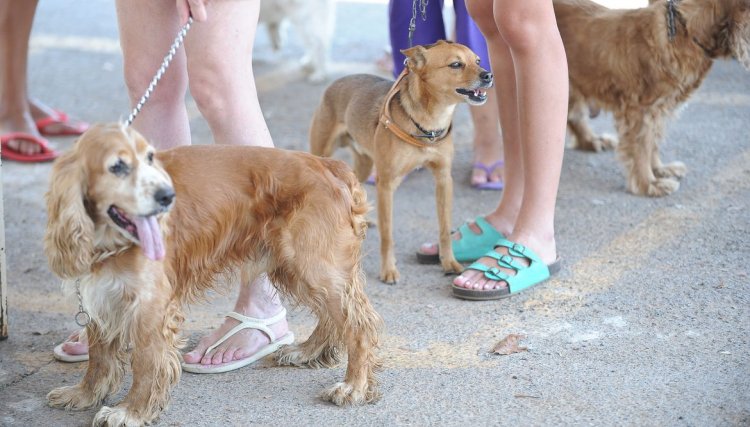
xmin=35 ymin=109 xmax=89 ymax=136
xmin=1 ymin=132 xmax=60 ymax=163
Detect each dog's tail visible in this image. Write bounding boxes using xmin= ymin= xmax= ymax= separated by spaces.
xmin=321 ymin=157 xmax=370 ymax=239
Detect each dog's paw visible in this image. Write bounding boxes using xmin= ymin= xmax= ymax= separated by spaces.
xmin=47 ymin=385 xmax=100 ymax=411
xmin=589 ymin=134 xmax=617 ymax=152
xmin=321 ymin=382 xmax=376 ymax=406
xmin=632 ymin=178 xmax=680 ymax=197
xmin=379 ymin=267 xmax=400 ymax=285
xmin=573 ymin=133 xmax=617 ymax=152
xmin=276 ymin=344 xmax=342 ymax=369
xmin=441 ymin=259 xmax=463 ymax=275
xmin=597 ymin=134 xmax=618 ymax=150
xmin=93 ymin=405 xmax=147 ymax=427
xmin=654 ymin=161 xmax=687 ymax=179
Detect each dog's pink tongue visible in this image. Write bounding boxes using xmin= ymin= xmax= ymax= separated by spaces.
xmin=133 ymin=215 xmax=165 ymax=261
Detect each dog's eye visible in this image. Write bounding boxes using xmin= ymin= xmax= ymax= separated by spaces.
xmin=147 ymin=152 xmax=154 ymax=164
xmin=476 ymin=58 xmax=481 ymax=65
xmin=449 ymin=61 xmax=464 ymax=69
xmin=109 ymin=159 xmax=130 ymax=177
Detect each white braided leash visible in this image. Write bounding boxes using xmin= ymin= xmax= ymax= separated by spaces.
xmin=125 ymin=17 xmax=193 ymax=126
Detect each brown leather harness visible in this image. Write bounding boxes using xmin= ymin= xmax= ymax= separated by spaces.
xmin=378 ymin=68 xmax=452 ymax=148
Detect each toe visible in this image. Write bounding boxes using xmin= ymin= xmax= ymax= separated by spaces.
xmin=222 ymin=347 xmax=238 ymax=363
xmin=453 ymin=274 xmax=468 ymax=287
xmin=419 ymin=242 xmax=439 ymax=256
xmin=183 ymin=340 xmax=211 ymax=364
xmin=61 ymin=341 xmax=88 ymax=355
xmin=210 ymin=348 xmax=226 ymax=365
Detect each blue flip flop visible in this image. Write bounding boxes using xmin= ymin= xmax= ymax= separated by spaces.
xmin=452 ymin=238 xmax=562 ymax=301
xmin=416 ymin=216 xmax=504 ymax=264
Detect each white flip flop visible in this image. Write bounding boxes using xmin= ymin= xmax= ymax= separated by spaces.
xmin=181 ymin=309 xmax=294 ymax=374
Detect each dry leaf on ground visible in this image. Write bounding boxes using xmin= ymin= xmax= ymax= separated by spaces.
xmin=492 ymin=334 xmax=527 ymax=355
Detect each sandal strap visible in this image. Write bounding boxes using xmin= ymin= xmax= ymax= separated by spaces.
xmin=472 ymin=160 xmax=504 ymax=174
xmin=453 ymin=216 xmax=503 ymax=257
xmin=204 ymin=308 xmax=287 ymax=355
xmin=35 ymin=110 xmax=69 ymax=129
xmin=465 ymin=260 xmax=511 ymax=282
xmin=484 ymin=250 xmax=527 ymax=272
xmin=494 ymin=238 xmax=543 ymax=264
xmin=460 ymin=239 xmax=554 ymax=295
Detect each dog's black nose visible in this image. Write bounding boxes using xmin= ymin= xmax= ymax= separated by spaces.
xmin=480 ymin=71 xmax=493 ymax=83
xmin=154 ymin=187 xmax=175 ymax=208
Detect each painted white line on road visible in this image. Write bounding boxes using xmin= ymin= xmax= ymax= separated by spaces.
xmin=30 ymin=35 xmax=120 ymax=54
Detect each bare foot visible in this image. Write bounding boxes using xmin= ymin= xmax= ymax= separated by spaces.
xmin=0 ymin=108 xmax=47 ymax=155
xmin=182 ymin=302 xmax=289 ymax=365
xmin=471 ymin=132 xmax=504 ymax=188
xmin=29 ymin=98 xmax=88 ymax=135
xmin=471 ymin=161 xmax=504 ymax=188
xmin=59 ymin=329 xmax=89 ymax=356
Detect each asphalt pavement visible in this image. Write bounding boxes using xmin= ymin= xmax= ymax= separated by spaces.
xmin=0 ymin=1 xmax=748 ymax=426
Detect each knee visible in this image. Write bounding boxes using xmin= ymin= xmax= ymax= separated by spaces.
xmin=465 ymin=0 xmax=498 ymax=38
xmin=187 ymin=66 xmax=236 ymax=122
xmin=122 ymin=58 xmax=187 ymax=107
xmin=494 ymin=12 xmax=545 ymax=53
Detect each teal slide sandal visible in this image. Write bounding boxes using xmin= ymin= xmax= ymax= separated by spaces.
xmin=452 ymin=238 xmax=562 ymax=301
xmin=416 ymin=216 xmax=504 ymax=264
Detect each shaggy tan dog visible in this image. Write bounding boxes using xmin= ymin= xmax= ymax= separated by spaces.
xmin=554 ymin=0 xmax=750 ymax=196
xmin=44 ymin=123 xmax=382 ymax=426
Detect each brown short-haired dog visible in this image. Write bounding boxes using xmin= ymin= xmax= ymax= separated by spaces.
xmin=44 ymin=123 xmax=382 ymax=426
xmin=555 ymin=0 xmax=750 ymax=196
xmin=310 ymin=40 xmax=494 ymax=283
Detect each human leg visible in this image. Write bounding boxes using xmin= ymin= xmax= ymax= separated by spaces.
xmin=453 ymin=0 xmax=504 ymax=189
xmin=184 ymin=0 xmax=272 ymax=147
xmin=177 ymin=0 xmax=287 ymax=366
xmin=115 ymin=0 xmax=190 ymax=149
xmin=468 ymin=102 xmax=504 ymax=189
xmin=415 ymin=0 xmax=513 ymax=259
xmin=0 ymin=0 xmax=50 ymax=157
xmin=453 ymin=0 xmax=567 ymax=294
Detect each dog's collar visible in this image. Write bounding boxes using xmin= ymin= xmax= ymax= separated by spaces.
xmin=379 ymin=68 xmax=451 ymax=148
xmin=411 ymin=117 xmax=449 ymax=141
xmin=666 ymin=0 xmax=681 ymax=42
xmin=665 ymin=0 xmax=713 ymax=58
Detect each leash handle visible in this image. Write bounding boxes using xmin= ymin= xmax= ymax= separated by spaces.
xmin=125 ymin=17 xmax=193 ymax=126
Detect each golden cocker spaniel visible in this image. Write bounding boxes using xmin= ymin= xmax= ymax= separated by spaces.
xmin=44 ymin=123 xmax=382 ymax=426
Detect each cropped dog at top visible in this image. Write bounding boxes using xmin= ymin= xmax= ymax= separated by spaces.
xmin=43 ymin=124 xmax=382 ymax=426
xmin=555 ymin=0 xmax=750 ymax=196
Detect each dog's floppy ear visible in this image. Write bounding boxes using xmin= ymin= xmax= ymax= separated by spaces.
xmin=400 ymin=45 xmax=428 ymax=70
xmin=44 ymin=146 xmax=95 ymax=279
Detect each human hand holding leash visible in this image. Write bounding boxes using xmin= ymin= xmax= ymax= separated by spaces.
xmin=177 ymin=0 xmax=208 ymax=24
